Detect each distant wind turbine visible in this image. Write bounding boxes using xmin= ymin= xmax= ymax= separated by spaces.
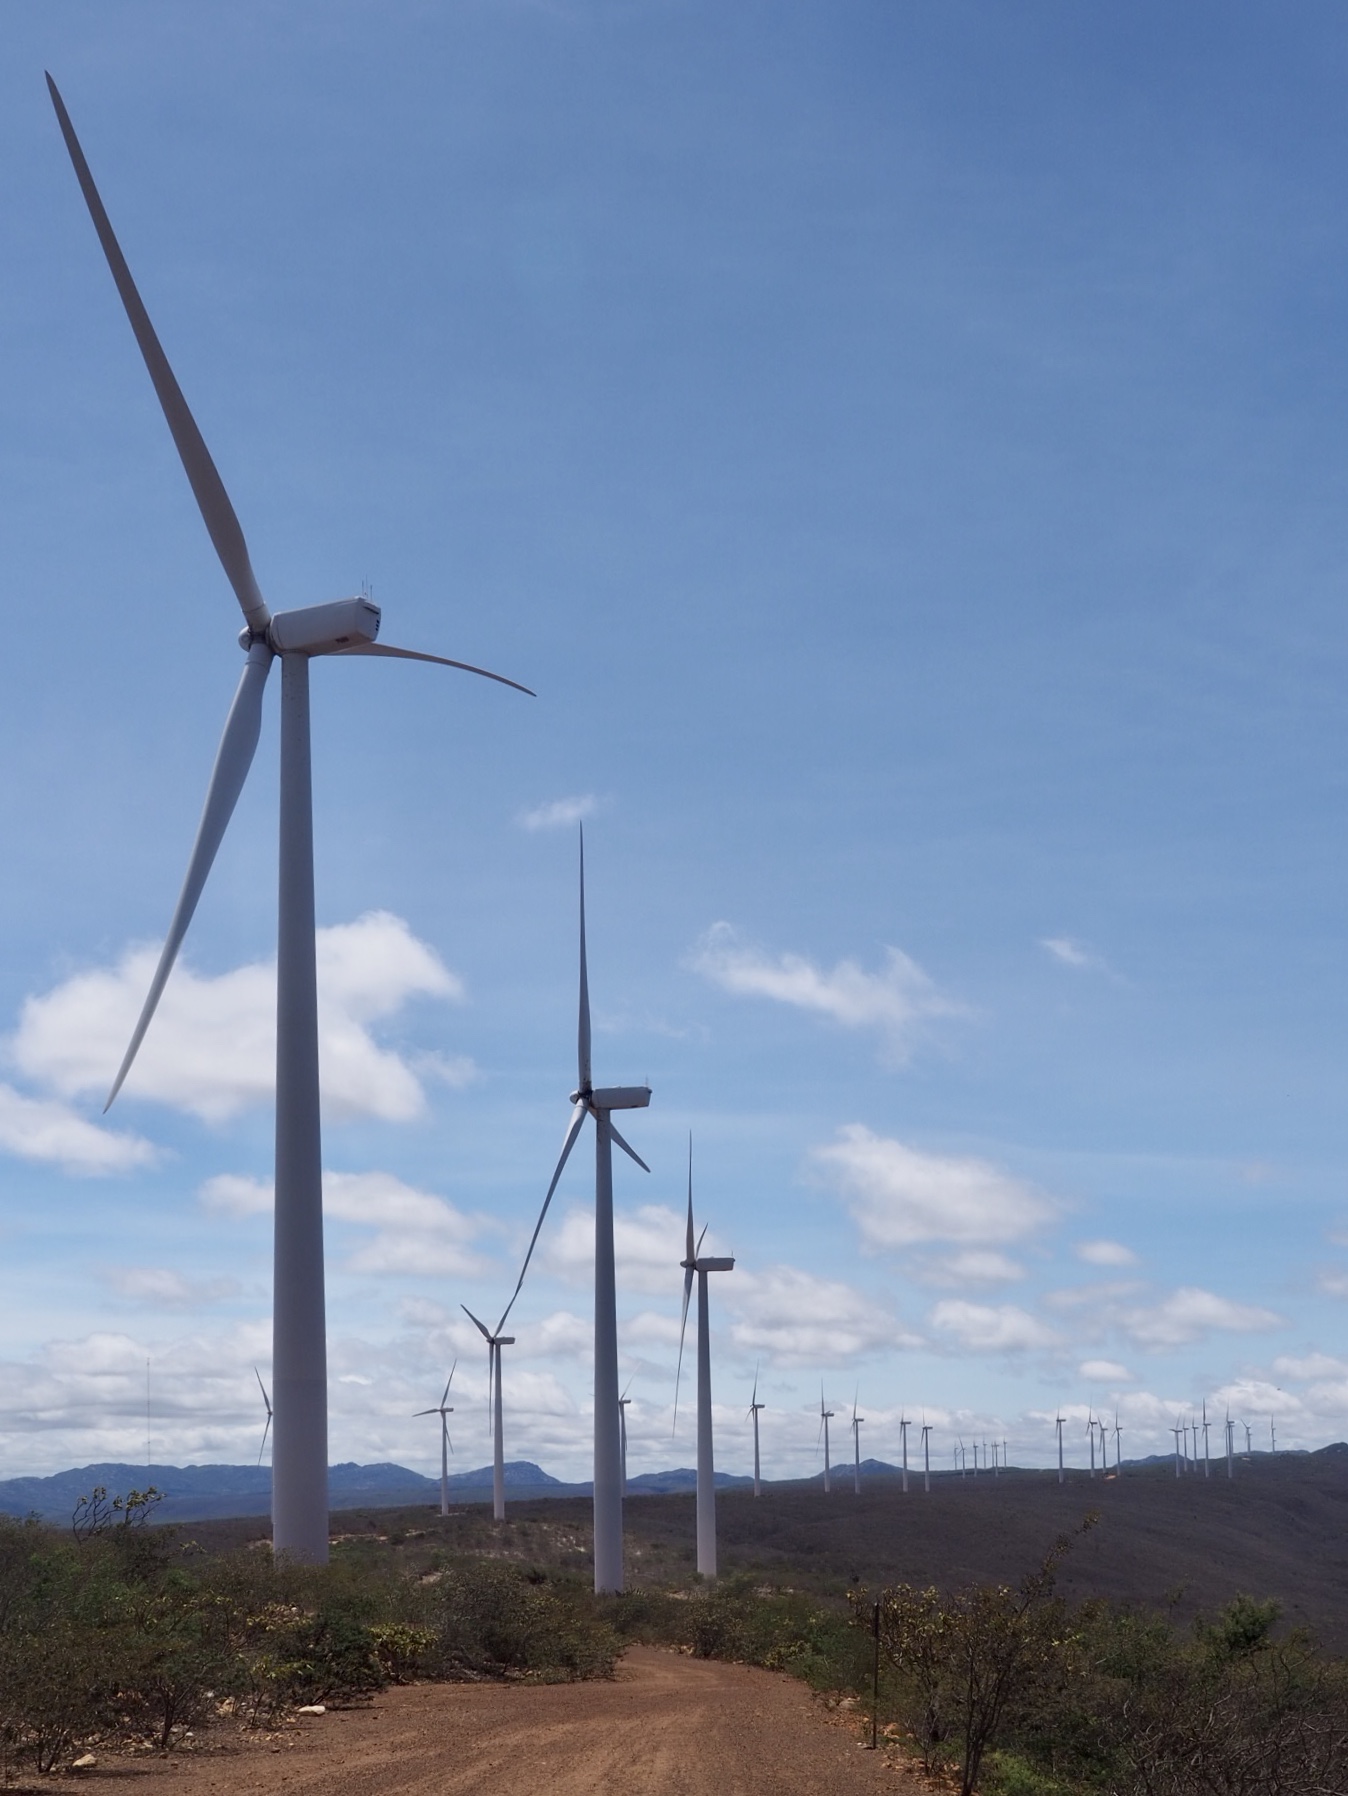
xmin=1270 ymin=1416 xmax=1277 ymax=1453
xmin=254 ymin=1368 xmax=273 ymax=1467
xmin=462 ymin=1307 xmax=515 ymax=1522
xmin=1224 ymin=1409 xmax=1234 ymax=1481
xmin=1244 ymin=1420 xmax=1253 ymax=1454
xmin=1087 ymin=1412 xmax=1097 ymax=1479
xmin=1055 ymin=1414 xmax=1065 ymax=1486
xmin=45 ymin=79 xmax=533 ymax=1566
xmin=920 ymin=1418 xmax=932 ymax=1493
xmin=1113 ymin=1411 xmax=1122 ymax=1474
xmin=820 ymin=1392 xmax=836 ymax=1493
xmin=618 ymin=1384 xmax=632 ymax=1498
xmin=748 ymin=1369 xmax=765 ymax=1499
xmin=1171 ymin=1421 xmax=1183 ymax=1479
xmin=500 ymin=829 xmax=651 ymax=1593
xmin=850 ymin=1394 xmax=864 ymax=1495
xmin=674 ymin=1140 xmax=735 ymax=1579
xmin=415 ymin=1364 xmax=457 ymax=1517
xmin=899 ymin=1413 xmax=910 ymax=1494
xmin=1202 ymin=1401 xmax=1211 ymax=1479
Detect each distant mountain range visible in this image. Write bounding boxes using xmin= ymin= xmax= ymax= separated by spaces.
xmin=0 ymin=1459 xmax=755 ymax=1523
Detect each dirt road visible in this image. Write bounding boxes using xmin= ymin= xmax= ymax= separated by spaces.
xmin=74 ymin=1648 xmax=912 ymax=1795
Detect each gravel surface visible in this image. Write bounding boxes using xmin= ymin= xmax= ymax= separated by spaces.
xmin=68 ymin=1648 xmax=915 ymax=1794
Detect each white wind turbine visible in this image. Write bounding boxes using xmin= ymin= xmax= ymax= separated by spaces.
xmin=1055 ymin=1414 xmax=1065 ymax=1485
xmin=1202 ymin=1400 xmax=1211 ymax=1478
xmin=674 ymin=1142 xmax=735 ymax=1580
xmin=1225 ymin=1408 xmax=1234 ymax=1480
xmin=748 ymin=1369 xmax=765 ymax=1499
xmin=1113 ymin=1411 xmax=1122 ymax=1474
xmin=920 ymin=1418 xmax=932 ymax=1492
xmin=820 ymin=1391 xmax=836 ymax=1493
xmin=1087 ymin=1412 xmax=1097 ymax=1479
xmin=498 ymin=828 xmax=650 ymax=1593
xmin=899 ymin=1413 xmax=910 ymax=1494
xmin=1171 ymin=1420 xmax=1183 ymax=1478
xmin=416 ymin=1364 xmax=457 ymax=1518
xmin=46 ymin=80 xmax=532 ymax=1566
xmin=254 ymin=1368 xmax=273 ymax=1467
xmin=850 ymin=1394 xmax=864 ymax=1495
xmin=619 ymin=1383 xmax=633 ymax=1498
xmin=462 ymin=1307 xmax=515 ymax=1522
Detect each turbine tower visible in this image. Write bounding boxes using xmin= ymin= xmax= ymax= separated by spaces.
xmin=415 ymin=1365 xmax=456 ymax=1517
xmin=1087 ymin=1412 xmax=1096 ymax=1479
xmin=1202 ymin=1401 xmax=1211 ymax=1478
xmin=748 ymin=1369 xmax=765 ymax=1499
xmin=462 ymin=1307 xmax=515 ymax=1522
xmin=850 ymin=1395 xmax=864 ymax=1495
xmin=46 ymin=80 xmax=532 ymax=1565
xmin=499 ymin=829 xmax=650 ymax=1593
xmin=1055 ymin=1414 xmax=1065 ymax=1485
xmin=1113 ymin=1411 xmax=1122 ymax=1474
xmin=674 ymin=1141 xmax=735 ymax=1579
xmin=819 ymin=1391 xmax=836 ymax=1493
xmin=1225 ymin=1408 xmax=1234 ymax=1480
xmin=1171 ymin=1421 xmax=1183 ymax=1478
xmin=254 ymin=1368 xmax=273 ymax=1466
xmin=899 ymin=1413 xmax=909 ymax=1494
xmin=920 ymin=1418 xmax=931 ymax=1493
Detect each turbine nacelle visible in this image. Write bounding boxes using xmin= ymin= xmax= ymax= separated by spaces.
xmin=574 ymin=1084 xmax=651 ymax=1110
xmin=237 ymin=595 xmax=382 ymax=656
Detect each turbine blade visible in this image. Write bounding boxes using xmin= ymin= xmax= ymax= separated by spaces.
xmin=695 ymin=1222 xmax=708 ymax=1256
xmin=672 ymin=1264 xmax=694 ymax=1433
xmin=609 ymin=1120 xmax=649 ymax=1173
xmin=685 ymin=1177 xmax=696 ymax=1265
xmin=496 ymin=1102 xmax=588 ymax=1332
xmin=751 ymin=1361 xmax=759 ymax=1407
xmin=257 ymin=1411 xmax=271 ymax=1465
xmin=330 ymin=641 xmax=534 ymax=697
xmin=440 ymin=1378 xmax=452 ymax=1409
xmin=105 ymin=645 xmax=273 ymax=1109
xmin=414 ymin=1408 xmax=438 ymax=1417
xmin=578 ymin=826 xmax=591 ymax=1092
xmin=446 ymin=1358 xmax=458 ymax=1391
xmin=254 ymin=1365 xmax=272 ymax=1413
xmin=46 ymin=77 xmax=270 ymax=634
xmin=461 ymin=1305 xmax=492 ymax=1342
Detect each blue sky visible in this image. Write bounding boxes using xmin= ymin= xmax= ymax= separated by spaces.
xmin=2 ymin=1 xmax=1348 ymax=1482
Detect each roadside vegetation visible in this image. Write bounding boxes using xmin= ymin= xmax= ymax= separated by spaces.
xmin=1 ymin=1490 xmax=1346 ymax=1792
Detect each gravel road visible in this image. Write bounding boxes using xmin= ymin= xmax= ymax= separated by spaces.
xmin=74 ymin=1647 xmax=913 ymax=1794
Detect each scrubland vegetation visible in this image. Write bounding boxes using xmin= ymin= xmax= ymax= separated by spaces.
xmin=1 ymin=1489 xmax=1346 ymax=1793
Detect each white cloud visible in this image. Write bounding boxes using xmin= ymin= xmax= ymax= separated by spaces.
xmin=929 ymin=1300 xmax=1060 ymax=1354
xmin=1317 ymin=1270 xmax=1348 ymax=1298
xmin=1075 ymin=1239 xmax=1139 ymax=1267
xmin=1041 ymin=936 xmax=1098 ymax=969
xmin=102 ymin=1267 xmax=240 ymax=1308
xmin=1079 ymin=1359 xmax=1133 ymax=1383
xmin=200 ymin=1168 xmax=488 ymax=1278
xmin=517 ymin=794 xmax=601 ymax=831
xmin=1120 ymin=1286 xmax=1282 ymax=1349
xmin=0 ymin=1083 xmax=156 ymax=1175
xmin=11 ymin=911 xmax=465 ymax=1125
xmin=914 ymin=1249 xmax=1025 ymax=1287
xmin=813 ymin=1125 xmax=1055 ymax=1249
xmin=544 ymin=1203 xmax=686 ymax=1296
xmin=727 ymin=1267 xmax=920 ymax=1365
xmin=688 ymin=924 xmax=961 ymax=1059
xmin=1273 ymin=1352 xmax=1348 ymax=1380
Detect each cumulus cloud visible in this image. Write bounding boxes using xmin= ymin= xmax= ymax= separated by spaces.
xmin=1120 ymin=1286 xmax=1281 ymax=1349
xmin=102 ymin=1267 xmax=240 ymax=1308
xmin=200 ymin=1168 xmax=488 ymax=1278
xmin=929 ymin=1301 xmax=1060 ymax=1354
xmin=1079 ymin=1359 xmax=1132 ymax=1383
xmin=727 ymin=1267 xmax=920 ymax=1365
xmin=517 ymin=794 xmax=601 ymax=831
xmin=688 ymin=924 xmax=961 ymax=1059
xmin=1317 ymin=1270 xmax=1348 ymax=1298
xmin=1040 ymin=937 xmax=1099 ymax=970
xmin=813 ymin=1126 xmax=1055 ymax=1250
xmin=11 ymin=912 xmax=464 ymax=1125
xmin=1075 ymin=1239 xmax=1139 ymax=1268
xmin=0 ymin=1083 xmax=156 ymax=1175
xmin=543 ymin=1203 xmax=686 ymax=1296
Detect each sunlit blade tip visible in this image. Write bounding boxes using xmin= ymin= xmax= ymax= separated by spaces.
xmin=608 ymin=1120 xmax=649 ymax=1173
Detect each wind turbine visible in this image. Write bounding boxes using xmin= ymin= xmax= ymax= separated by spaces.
xmin=1113 ymin=1411 xmax=1122 ymax=1474
xmin=1244 ymin=1420 xmax=1253 ymax=1455
xmin=1202 ymin=1401 xmax=1211 ymax=1478
xmin=618 ymin=1383 xmax=633 ymax=1498
xmin=850 ymin=1394 xmax=864 ymax=1495
xmin=819 ymin=1391 xmax=836 ymax=1493
xmin=748 ymin=1369 xmax=765 ymax=1499
xmin=416 ymin=1365 xmax=457 ymax=1518
xmin=1270 ymin=1416 xmax=1277 ymax=1453
xmin=498 ymin=828 xmax=650 ymax=1593
xmin=920 ymin=1418 xmax=931 ymax=1493
xmin=899 ymin=1413 xmax=909 ymax=1494
xmin=462 ymin=1307 xmax=515 ymax=1522
xmin=1225 ymin=1409 xmax=1234 ymax=1480
xmin=254 ymin=1368 xmax=273 ymax=1467
xmin=1087 ymin=1412 xmax=1097 ymax=1479
xmin=674 ymin=1140 xmax=735 ymax=1579
xmin=46 ymin=80 xmax=532 ymax=1565
xmin=1055 ymin=1414 xmax=1065 ymax=1485
xmin=1171 ymin=1421 xmax=1183 ymax=1478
